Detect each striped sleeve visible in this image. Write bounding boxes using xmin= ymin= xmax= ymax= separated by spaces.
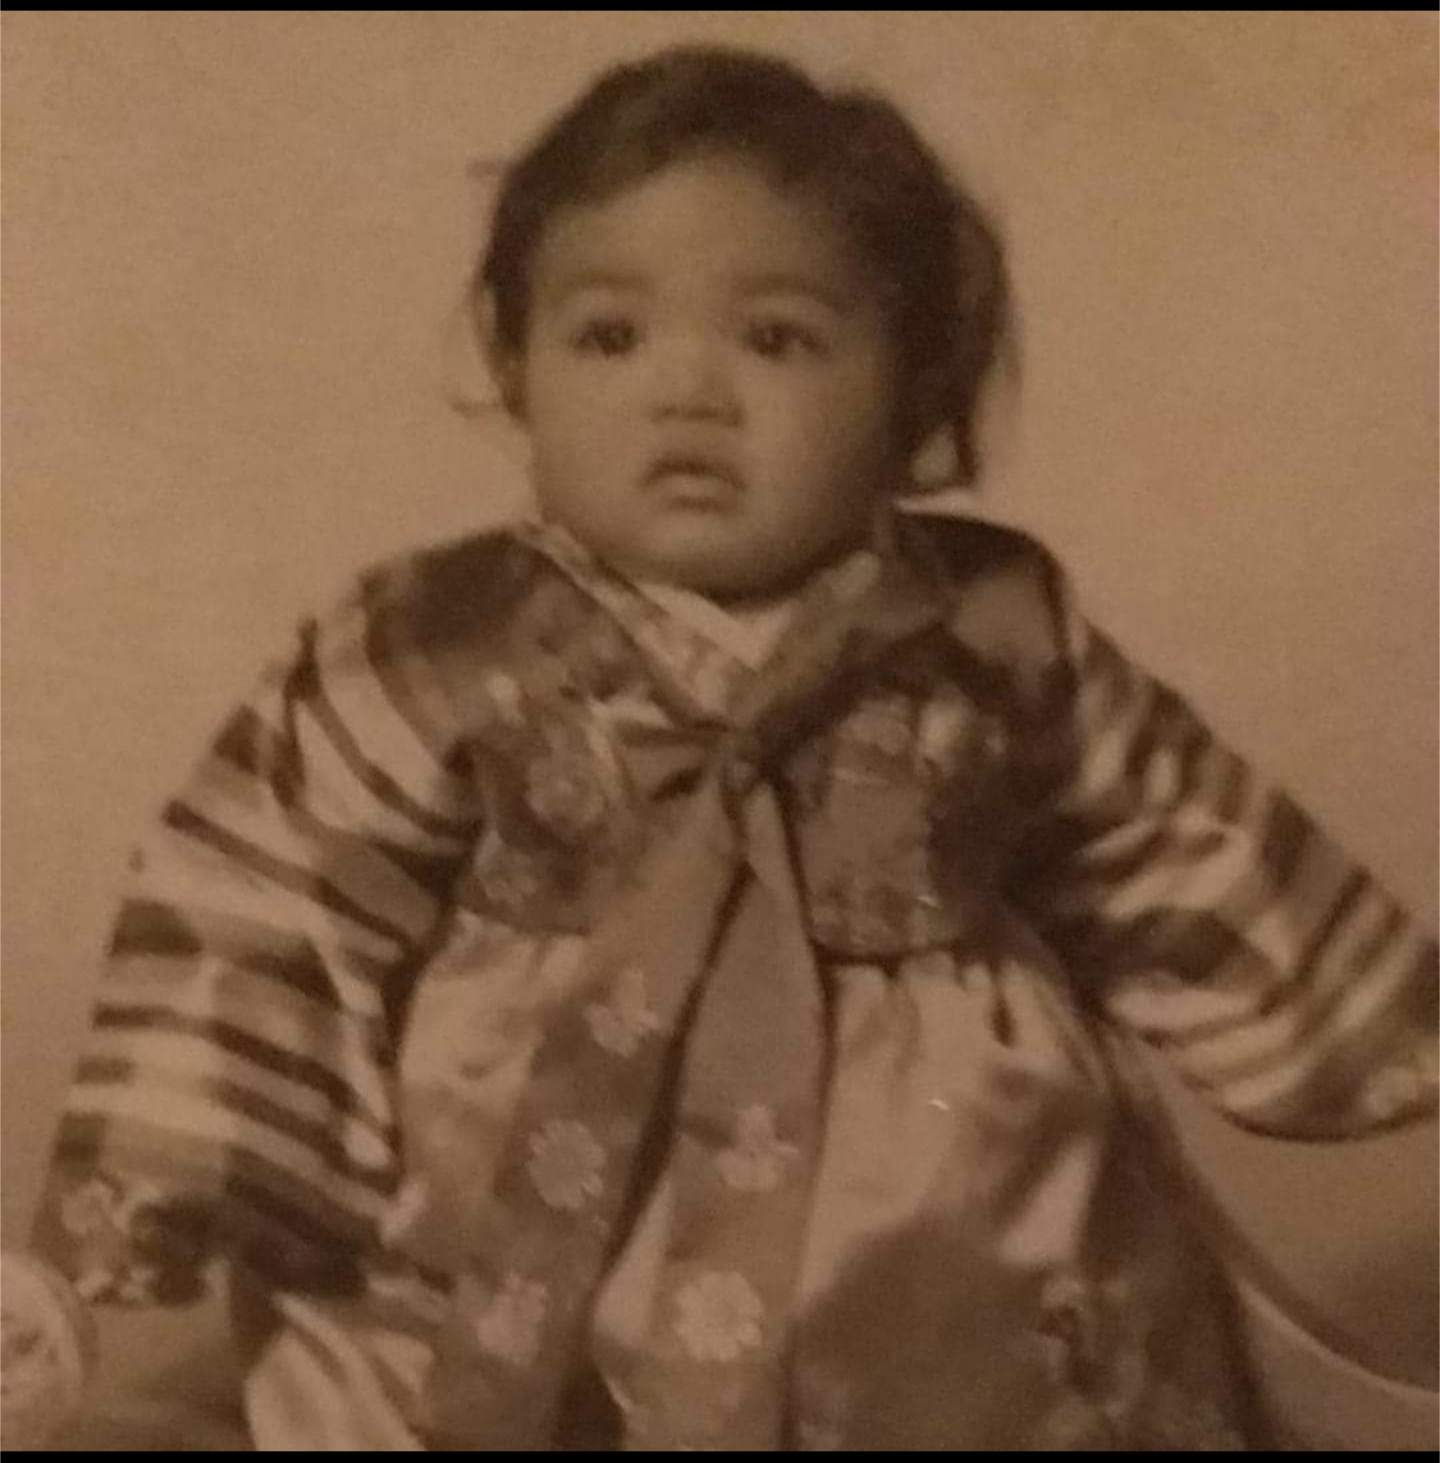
xmin=1007 ymin=590 xmax=1437 ymax=1139
xmin=31 ymin=570 xmax=484 ymax=1304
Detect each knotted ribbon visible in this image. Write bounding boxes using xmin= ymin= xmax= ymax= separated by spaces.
xmin=424 ymin=548 xmax=950 ymax=1450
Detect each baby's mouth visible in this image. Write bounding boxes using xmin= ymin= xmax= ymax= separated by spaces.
xmin=644 ymin=454 xmax=744 ymax=507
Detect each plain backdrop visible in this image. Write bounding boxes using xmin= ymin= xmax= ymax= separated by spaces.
xmin=3 ymin=10 xmax=1436 ymax=1379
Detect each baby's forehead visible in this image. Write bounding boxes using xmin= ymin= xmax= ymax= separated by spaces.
xmin=529 ymin=156 xmax=879 ymax=307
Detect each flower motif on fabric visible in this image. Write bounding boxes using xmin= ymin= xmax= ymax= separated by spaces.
xmin=585 ymin=963 xmax=662 ymax=1057
xmin=715 ymin=1105 xmax=800 ymax=1193
xmin=48 ymin=1170 xmax=205 ymax=1308
xmin=526 ymin=1120 xmax=605 ymax=1212
xmin=45 ymin=1172 xmax=207 ymax=1308
xmin=673 ymin=1272 xmax=765 ymax=1362
xmin=473 ymin=1273 xmax=548 ymax=1369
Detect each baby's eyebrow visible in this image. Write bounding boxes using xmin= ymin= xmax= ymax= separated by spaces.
xmin=545 ymin=269 xmax=650 ymax=305
xmin=732 ymin=272 xmax=855 ymax=314
xmin=541 ymin=267 xmax=856 ymax=315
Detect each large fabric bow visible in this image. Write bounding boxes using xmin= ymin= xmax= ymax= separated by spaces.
xmin=423 ymin=549 xmax=950 ymax=1450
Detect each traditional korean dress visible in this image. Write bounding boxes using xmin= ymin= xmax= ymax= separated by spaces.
xmin=28 ymin=512 xmax=1437 ymax=1450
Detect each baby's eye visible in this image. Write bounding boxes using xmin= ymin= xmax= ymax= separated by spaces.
xmin=744 ymin=318 xmax=827 ymax=361
xmin=571 ymin=317 xmax=640 ymax=357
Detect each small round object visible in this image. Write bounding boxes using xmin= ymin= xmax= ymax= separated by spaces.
xmin=0 ymin=1251 xmax=97 ymax=1449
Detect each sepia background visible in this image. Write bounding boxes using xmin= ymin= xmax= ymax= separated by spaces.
xmin=3 ymin=9 xmax=1436 ymax=1383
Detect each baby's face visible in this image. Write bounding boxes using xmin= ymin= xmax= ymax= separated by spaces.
xmin=504 ymin=156 xmax=903 ymax=601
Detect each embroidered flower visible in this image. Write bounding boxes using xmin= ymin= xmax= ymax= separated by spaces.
xmin=585 ymin=963 xmax=662 ymax=1057
xmin=715 ymin=1105 xmax=800 ymax=1193
xmin=673 ymin=1272 xmax=765 ymax=1363
xmin=1360 ymin=1062 xmax=1425 ymax=1122
xmin=58 ymin=1178 xmax=121 ymax=1242
xmin=61 ymin=1176 xmax=205 ymax=1297
xmin=473 ymin=1274 xmax=548 ymax=1368
xmin=526 ymin=1120 xmax=605 ymax=1212
xmin=525 ymin=755 xmax=607 ymax=839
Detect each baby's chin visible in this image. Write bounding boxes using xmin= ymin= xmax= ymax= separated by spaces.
xmin=548 ymin=511 xmax=877 ymax=607
xmin=600 ymin=535 xmax=854 ymax=607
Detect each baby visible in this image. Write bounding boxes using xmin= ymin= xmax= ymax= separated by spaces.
xmin=12 ymin=44 xmax=1437 ymax=1451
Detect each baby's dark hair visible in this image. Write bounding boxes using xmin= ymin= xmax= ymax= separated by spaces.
xmin=474 ymin=44 xmax=1013 ymax=489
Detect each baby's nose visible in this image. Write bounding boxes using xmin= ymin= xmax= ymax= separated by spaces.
xmin=650 ymin=338 xmax=741 ymax=423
